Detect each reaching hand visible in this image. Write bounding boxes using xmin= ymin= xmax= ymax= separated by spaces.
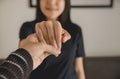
xmin=35 ymin=20 xmax=71 ymax=61
xmin=19 ymin=34 xmax=60 ymax=70
xmin=35 ymin=20 xmax=71 ymax=50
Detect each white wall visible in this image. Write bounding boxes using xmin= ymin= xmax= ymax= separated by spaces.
xmin=0 ymin=0 xmax=120 ymax=58
xmin=0 ymin=0 xmax=35 ymax=58
xmin=71 ymin=0 xmax=120 ymax=57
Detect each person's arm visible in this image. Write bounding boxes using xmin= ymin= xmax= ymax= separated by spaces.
xmin=74 ymin=57 xmax=86 ymax=79
xmin=0 ymin=33 xmax=60 ymax=79
xmin=0 ymin=48 xmax=33 ymax=79
xmin=73 ymin=25 xmax=86 ymax=79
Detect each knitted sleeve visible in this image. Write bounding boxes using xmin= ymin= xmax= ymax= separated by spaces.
xmin=0 ymin=48 xmax=33 ymax=79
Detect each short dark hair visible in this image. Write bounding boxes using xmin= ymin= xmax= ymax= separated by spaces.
xmin=36 ymin=0 xmax=72 ymax=25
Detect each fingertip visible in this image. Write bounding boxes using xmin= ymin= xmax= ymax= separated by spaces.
xmin=58 ymin=50 xmax=61 ymax=54
xmin=55 ymin=51 xmax=61 ymax=57
xmin=62 ymin=37 xmax=67 ymax=43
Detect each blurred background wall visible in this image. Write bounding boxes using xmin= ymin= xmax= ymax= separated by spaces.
xmin=0 ymin=0 xmax=120 ymax=58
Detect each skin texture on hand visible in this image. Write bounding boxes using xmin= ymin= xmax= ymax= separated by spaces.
xmin=19 ymin=34 xmax=60 ymax=70
xmin=35 ymin=21 xmax=71 ymax=50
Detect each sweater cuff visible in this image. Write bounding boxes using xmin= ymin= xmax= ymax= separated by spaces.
xmin=13 ymin=48 xmax=33 ymax=70
xmin=0 ymin=48 xmax=33 ymax=79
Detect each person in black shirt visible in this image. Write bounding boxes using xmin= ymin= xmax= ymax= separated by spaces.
xmin=19 ymin=0 xmax=86 ymax=79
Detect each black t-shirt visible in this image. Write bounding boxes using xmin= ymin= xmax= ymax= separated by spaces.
xmin=19 ymin=21 xmax=85 ymax=79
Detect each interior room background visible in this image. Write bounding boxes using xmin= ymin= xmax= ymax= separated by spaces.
xmin=0 ymin=0 xmax=120 ymax=58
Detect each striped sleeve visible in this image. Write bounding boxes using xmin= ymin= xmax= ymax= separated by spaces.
xmin=0 ymin=48 xmax=33 ymax=79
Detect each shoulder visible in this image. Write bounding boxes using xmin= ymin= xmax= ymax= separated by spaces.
xmin=20 ymin=20 xmax=37 ymax=34
xmin=71 ymin=23 xmax=82 ymax=33
xmin=21 ymin=20 xmax=36 ymax=29
xmin=65 ymin=23 xmax=82 ymax=36
xmin=19 ymin=20 xmax=37 ymax=40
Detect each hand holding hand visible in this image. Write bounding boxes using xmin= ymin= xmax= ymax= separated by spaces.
xmin=19 ymin=34 xmax=60 ymax=70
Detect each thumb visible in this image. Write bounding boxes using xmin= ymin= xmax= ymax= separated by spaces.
xmin=44 ymin=44 xmax=61 ymax=57
xmin=62 ymin=29 xmax=71 ymax=43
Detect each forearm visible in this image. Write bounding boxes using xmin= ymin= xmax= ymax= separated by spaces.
xmin=76 ymin=70 xmax=86 ymax=79
xmin=0 ymin=48 xmax=33 ymax=79
xmin=75 ymin=57 xmax=86 ymax=79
